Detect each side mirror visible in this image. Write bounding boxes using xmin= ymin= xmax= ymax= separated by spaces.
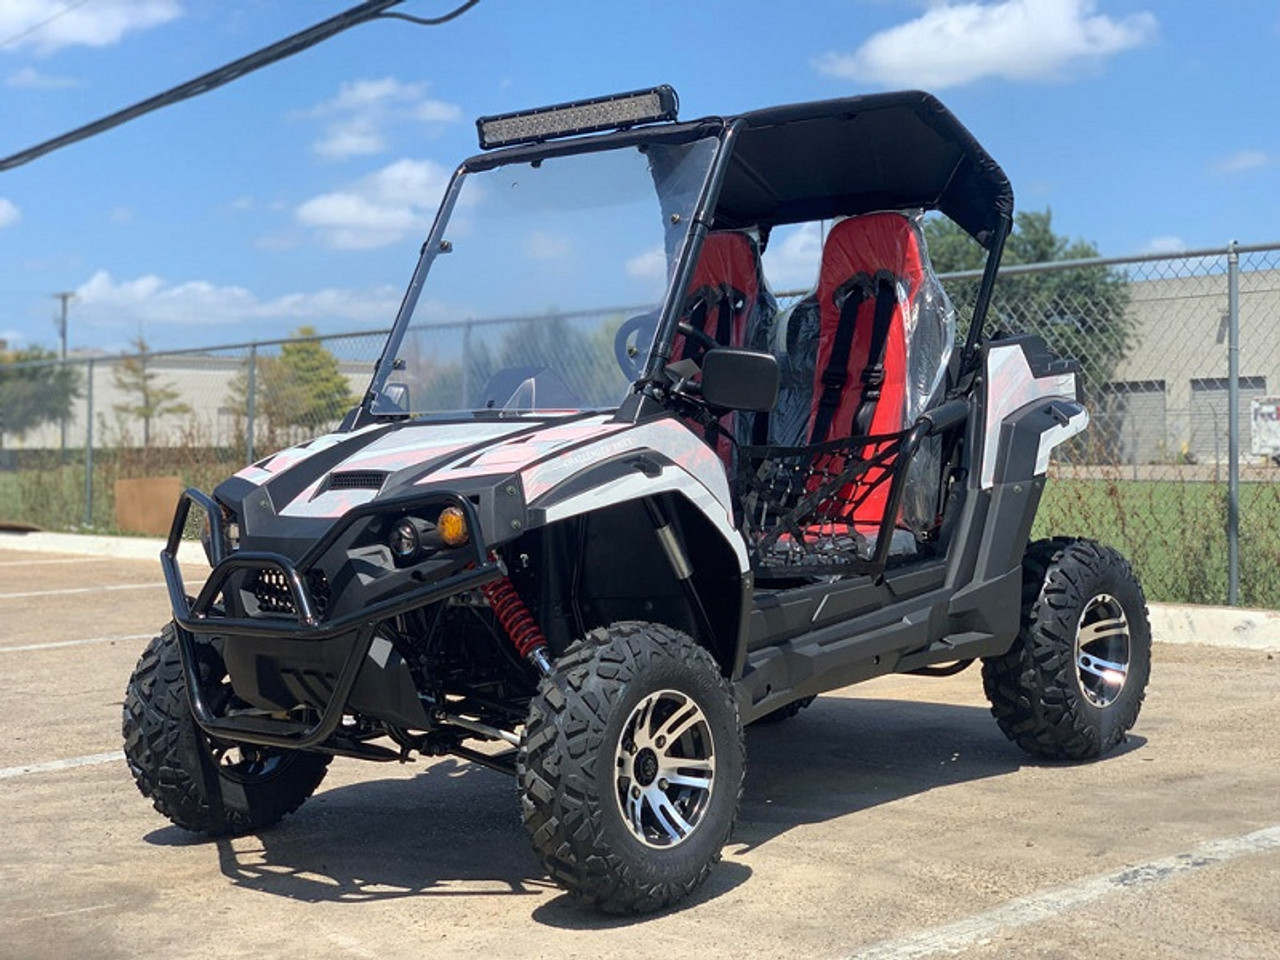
xmin=700 ymin=348 xmax=779 ymax=413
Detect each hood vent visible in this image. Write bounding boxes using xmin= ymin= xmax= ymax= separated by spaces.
xmin=326 ymin=470 xmax=389 ymax=492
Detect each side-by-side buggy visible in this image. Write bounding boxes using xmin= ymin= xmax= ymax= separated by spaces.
xmin=123 ymin=87 xmax=1151 ymax=912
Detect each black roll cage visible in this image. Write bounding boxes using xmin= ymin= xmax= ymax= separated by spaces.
xmin=364 ymin=90 xmax=1012 ymax=423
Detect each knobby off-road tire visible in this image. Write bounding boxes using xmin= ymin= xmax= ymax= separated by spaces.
xmin=982 ymin=538 xmax=1152 ymax=761
xmin=519 ymin=622 xmax=744 ymax=913
xmin=122 ymin=623 xmax=331 ymax=836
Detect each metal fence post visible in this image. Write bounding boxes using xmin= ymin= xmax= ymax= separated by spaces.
xmin=246 ymin=345 xmax=257 ymax=465
xmin=1227 ymin=241 xmax=1241 ymax=606
xmin=83 ymin=359 xmax=94 ymax=528
xmin=461 ymin=320 xmax=472 ymax=407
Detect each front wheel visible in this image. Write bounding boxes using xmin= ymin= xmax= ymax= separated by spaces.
xmin=519 ymin=622 xmax=744 ymax=913
xmin=982 ymin=539 xmax=1152 ymax=761
xmin=122 ymin=624 xmax=331 ymax=836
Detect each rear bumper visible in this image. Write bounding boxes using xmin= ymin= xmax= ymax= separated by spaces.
xmin=160 ymin=488 xmax=501 ymax=749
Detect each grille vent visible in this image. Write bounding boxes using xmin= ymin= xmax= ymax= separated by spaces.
xmin=326 ymin=470 xmax=389 ymax=491
xmin=249 ymin=568 xmax=330 ymax=619
xmin=252 ymin=569 xmax=295 ymax=615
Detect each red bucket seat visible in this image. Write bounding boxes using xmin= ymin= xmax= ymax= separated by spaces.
xmin=675 ymin=230 xmax=773 ymax=466
xmin=795 ymin=212 xmax=926 ymax=524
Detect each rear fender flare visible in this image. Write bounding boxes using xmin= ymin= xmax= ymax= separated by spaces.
xmin=979 ymin=339 xmax=1086 ymax=489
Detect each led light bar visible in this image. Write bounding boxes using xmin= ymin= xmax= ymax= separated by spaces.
xmin=476 ymin=85 xmax=679 ymax=150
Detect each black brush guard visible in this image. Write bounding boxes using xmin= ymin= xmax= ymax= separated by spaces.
xmin=160 ymin=489 xmax=501 ymax=750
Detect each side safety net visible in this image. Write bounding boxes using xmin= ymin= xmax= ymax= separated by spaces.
xmin=739 ymin=211 xmax=956 ymax=578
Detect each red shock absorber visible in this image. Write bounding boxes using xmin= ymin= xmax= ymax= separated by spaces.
xmin=481 ymin=567 xmax=552 ymax=675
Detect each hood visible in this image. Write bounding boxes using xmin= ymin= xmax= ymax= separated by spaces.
xmin=231 ymin=413 xmax=627 ymax=520
xmin=214 ymin=409 xmax=743 ymax=572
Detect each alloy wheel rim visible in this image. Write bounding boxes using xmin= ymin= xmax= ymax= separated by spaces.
xmin=1074 ymin=593 xmax=1132 ymax=708
xmin=613 ymin=689 xmax=716 ymax=849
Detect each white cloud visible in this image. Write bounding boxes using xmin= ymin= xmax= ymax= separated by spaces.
xmin=815 ymin=0 xmax=1157 ymax=89
xmin=0 ymin=0 xmax=181 ymax=55
xmin=73 ymin=270 xmax=401 ymax=331
xmin=296 ymin=158 xmax=451 ymax=250
xmin=0 ymin=197 xmax=21 ymax=228
xmin=304 ymin=77 xmax=461 ymax=160
xmin=762 ymin=222 xmax=823 ymax=292
xmin=626 ymin=247 xmax=667 ymax=285
xmin=316 ymin=126 xmax=385 ymax=160
xmin=1139 ymin=236 xmax=1186 ymax=255
xmin=415 ymin=100 xmax=461 ymax=123
xmin=5 ymin=66 xmax=77 ymax=89
xmin=1215 ymin=149 xmax=1271 ymax=175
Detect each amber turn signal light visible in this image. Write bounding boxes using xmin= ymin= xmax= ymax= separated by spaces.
xmin=438 ymin=506 xmax=469 ymax=547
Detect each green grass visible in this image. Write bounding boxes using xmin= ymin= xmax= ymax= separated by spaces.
xmin=0 ymin=449 xmax=241 ymax=535
xmin=1034 ymin=478 xmax=1280 ymax=608
xmin=5 ymin=456 xmax=1277 ymax=608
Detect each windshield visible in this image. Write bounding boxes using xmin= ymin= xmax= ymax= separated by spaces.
xmin=370 ymin=135 xmax=719 ymax=418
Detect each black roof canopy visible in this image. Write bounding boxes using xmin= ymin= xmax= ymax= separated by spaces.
xmin=464 ymin=89 xmax=1012 ymax=249
xmin=711 ymin=90 xmax=1013 ymax=248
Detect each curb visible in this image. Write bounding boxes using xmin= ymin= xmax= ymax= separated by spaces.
xmin=2 ymin=531 xmax=1278 ymax=653
xmin=1147 ymin=603 xmax=1280 ymax=654
xmin=0 ymin=531 xmax=206 ymax=565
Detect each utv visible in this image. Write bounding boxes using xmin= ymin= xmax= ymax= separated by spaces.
xmin=123 ymin=87 xmax=1151 ymax=913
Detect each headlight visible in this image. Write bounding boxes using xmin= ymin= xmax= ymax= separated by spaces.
xmin=386 ymin=506 xmax=469 ymax=564
xmin=388 ymin=518 xmax=421 ymax=560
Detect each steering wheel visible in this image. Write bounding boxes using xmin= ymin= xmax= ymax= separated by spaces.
xmin=615 ymin=313 xmax=719 ymax=379
xmin=676 ymin=319 xmax=719 ymax=357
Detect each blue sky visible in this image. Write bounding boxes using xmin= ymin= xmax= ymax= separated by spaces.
xmin=1 ymin=0 xmax=1278 ymax=354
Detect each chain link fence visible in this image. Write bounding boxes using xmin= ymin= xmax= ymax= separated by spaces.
xmin=0 ymin=330 xmax=385 ymax=533
xmin=938 ymin=242 xmax=1280 ymax=608
xmin=3 ymin=243 xmax=1279 ymax=606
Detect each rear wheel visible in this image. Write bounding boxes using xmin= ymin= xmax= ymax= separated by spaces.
xmin=519 ymin=622 xmax=744 ymax=913
xmin=982 ymin=539 xmax=1151 ymax=760
xmin=122 ymin=623 xmax=331 ymax=835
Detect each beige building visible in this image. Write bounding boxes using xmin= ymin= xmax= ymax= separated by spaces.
xmin=1094 ymin=266 xmax=1280 ymax=465
xmin=6 ymin=353 xmax=373 ymax=453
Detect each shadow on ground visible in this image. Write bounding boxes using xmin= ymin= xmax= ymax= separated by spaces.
xmin=143 ymin=693 xmax=1143 ymax=924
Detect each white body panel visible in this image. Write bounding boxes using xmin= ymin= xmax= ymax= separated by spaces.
xmin=981 ymin=343 xmax=1088 ymax=490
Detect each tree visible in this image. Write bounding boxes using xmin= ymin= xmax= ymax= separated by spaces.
xmin=112 ymin=337 xmax=192 ymax=448
xmin=226 ymin=327 xmax=356 ymax=449
xmin=0 ymin=345 xmax=82 ymax=447
xmin=925 ymin=209 xmax=1133 ymax=394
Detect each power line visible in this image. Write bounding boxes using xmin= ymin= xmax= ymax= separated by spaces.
xmin=379 ymin=0 xmax=482 ymax=26
xmin=0 ymin=0 xmax=95 ymax=51
xmin=0 ymin=0 xmax=483 ymax=173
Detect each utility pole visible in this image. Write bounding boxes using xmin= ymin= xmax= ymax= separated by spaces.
xmin=53 ymin=291 xmax=74 ymax=457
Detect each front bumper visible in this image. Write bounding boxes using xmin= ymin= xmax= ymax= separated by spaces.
xmin=161 ymin=488 xmax=501 ymax=749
